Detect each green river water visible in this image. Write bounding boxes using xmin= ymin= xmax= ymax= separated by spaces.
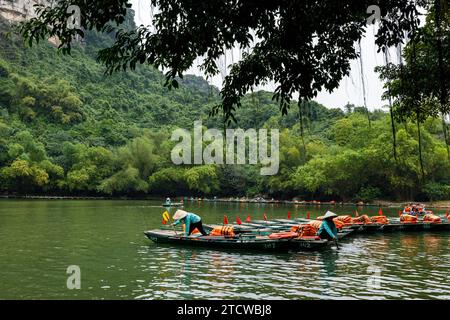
xmin=0 ymin=199 xmax=448 ymax=300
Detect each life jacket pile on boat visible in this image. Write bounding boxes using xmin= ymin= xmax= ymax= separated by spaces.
xmin=315 ymin=214 xmax=389 ymax=226
xmin=400 ymin=213 xmax=442 ymax=223
xmin=286 ymin=214 xmax=390 ymax=239
xmin=403 ymin=204 xmax=428 ymax=215
xmin=209 ymin=226 xmax=235 ymax=237
xmin=317 ymin=213 xmax=445 ymax=226
xmin=207 ymin=213 xmax=448 ymax=240
xmin=400 ymin=213 xmax=442 ymax=224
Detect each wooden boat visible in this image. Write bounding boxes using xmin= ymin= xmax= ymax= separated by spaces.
xmin=240 ymin=219 xmax=308 ymax=231
xmin=144 ymin=229 xmax=350 ymax=251
xmin=162 ymin=202 xmax=183 ymax=207
xmin=202 ymin=224 xmax=274 ymax=235
xmin=289 ymin=229 xmax=352 ymax=250
xmin=326 ymin=215 xmax=450 ymax=233
xmin=145 ymin=229 xmax=291 ymax=251
xmin=238 ymin=222 xmax=288 ymax=231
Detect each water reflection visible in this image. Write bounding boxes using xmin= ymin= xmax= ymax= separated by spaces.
xmin=135 ymin=231 xmax=450 ymax=300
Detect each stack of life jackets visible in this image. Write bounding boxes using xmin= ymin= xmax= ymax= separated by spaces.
xmin=400 ymin=214 xmax=418 ymax=223
xmin=209 ymin=226 xmax=235 ymax=237
xmin=371 ymin=216 xmax=390 ymax=224
xmin=332 ymin=219 xmax=345 ymax=229
xmin=351 ymin=214 xmax=371 ymax=224
xmin=268 ymin=231 xmax=299 ymax=239
xmin=308 ymin=219 xmax=323 ymax=231
xmin=291 ymin=224 xmax=318 ymax=237
xmin=423 ymin=213 xmax=442 ymax=224
xmin=335 ymin=215 xmax=353 ymax=224
xmin=306 ymin=218 xmax=345 ymax=230
xmin=318 ymin=215 xmax=351 ymax=227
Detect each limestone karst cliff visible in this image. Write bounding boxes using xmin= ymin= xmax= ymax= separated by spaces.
xmin=0 ymin=0 xmax=54 ymax=22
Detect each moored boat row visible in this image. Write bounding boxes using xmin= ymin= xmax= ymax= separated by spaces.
xmin=145 ymin=207 xmax=450 ymax=253
xmin=228 ymin=214 xmax=450 ymax=234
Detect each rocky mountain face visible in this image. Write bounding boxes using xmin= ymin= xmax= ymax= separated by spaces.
xmin=0 ymin=0 xmax=54 ymax=22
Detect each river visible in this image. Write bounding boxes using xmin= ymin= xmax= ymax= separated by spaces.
xmin=0 ymin=199 xmax=448 ymax=300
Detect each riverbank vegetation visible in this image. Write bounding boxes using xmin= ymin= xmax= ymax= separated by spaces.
xmin=0 ymin=11 xmax=449 ymax=202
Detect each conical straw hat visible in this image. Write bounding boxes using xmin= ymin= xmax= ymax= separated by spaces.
xmin=324 ymin=211 xmax=337 ymax=219
xmin=173 ymin=210 xmax=188 ymax=220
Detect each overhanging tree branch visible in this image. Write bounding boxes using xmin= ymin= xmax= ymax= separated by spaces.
xmin=19 ymin=0 xmax=429 ymax=124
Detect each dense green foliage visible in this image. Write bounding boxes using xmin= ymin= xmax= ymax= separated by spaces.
xmin=1 ymin=16 xmax=449 ymax=201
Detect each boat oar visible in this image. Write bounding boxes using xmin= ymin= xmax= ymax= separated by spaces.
xmin=334 ymin=237 xmax=340 ymax=250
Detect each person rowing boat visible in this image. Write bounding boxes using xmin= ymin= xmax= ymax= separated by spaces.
xmin=317 ymin=211 xmax=338 ymax=241
xmin=172 ymin=210 xmax=208 ymax=236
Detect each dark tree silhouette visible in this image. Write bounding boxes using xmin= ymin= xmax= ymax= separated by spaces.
xmin=20 ymin=0 xmax=428 ymax=123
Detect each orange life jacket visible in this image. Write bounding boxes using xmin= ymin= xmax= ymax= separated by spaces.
xmin=423 ymin=214 xmax=442 ymax=224
xmin=291 ymin=224 xmax=318 ymax=237
xmin=371 ymin=216 xmax=389 ymax=224
xmin=209 ymin=226 xmax=235 ymax=237
xmin=308 ymin=220 xmax=323 ymax=230
xmin=269 ymin=231 xmax=299 ymax=239
xmin=332 ymin=218 xmax=345 ymax=229
xmin=351 ymin=214 xmax=371 ymax=224
xmin=404 ymin=207 xmax=411 ymax=212
xmin=400 ymin=214 xmax=418 ymax=223
xmin=335 ymin=215 xmax=353 ymax=224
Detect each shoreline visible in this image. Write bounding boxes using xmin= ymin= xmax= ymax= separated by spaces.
xmin=1 ymin=194 xmax=450 ymax=209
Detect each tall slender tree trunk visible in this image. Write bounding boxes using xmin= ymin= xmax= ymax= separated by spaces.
xmin=298 ymin=101 xmax=307 ymax=156
xmin=417 ymin=116 xmax=425 ymax=182
xmin=390 ymin=109 xmax=398 ymax=161
xmin=410 ymin=19 xmax=425 ymax=183
xmin=434 ymin=0 xmax=450 ymax=159
xmin=358 ymin=40 xmax=371 ymax=127
xmin=442 ymin=115 xmax=450 ymax=159
xmin=384 ymin=49 xmax=398 ymax=162
xmin=397 ymin=43 xmax=408 ymax=137
xmin=305 ymin=102 xmax=312 ymax=135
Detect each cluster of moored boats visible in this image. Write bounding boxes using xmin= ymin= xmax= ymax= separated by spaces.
xmin=145 ymin=210 xmax=450 ymax=252
xmin=181 ymin=197 xmax=371 ymax=206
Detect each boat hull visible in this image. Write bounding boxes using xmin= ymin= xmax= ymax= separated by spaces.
xmin=343 ymin=221 xmax=450 ymax=233
xmin=145 ymin=230 xmax=291 ymax=251
xmin=162 ymin=203 xmax=183 ymax=207
xmin=267 ymin=219 xmax=450 ymax=234
xmin=144 ymin=229 xmax=343 ymax=252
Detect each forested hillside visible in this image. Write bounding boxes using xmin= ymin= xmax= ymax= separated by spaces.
xmin=0 ymin=14 xmax=449 ymax=201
